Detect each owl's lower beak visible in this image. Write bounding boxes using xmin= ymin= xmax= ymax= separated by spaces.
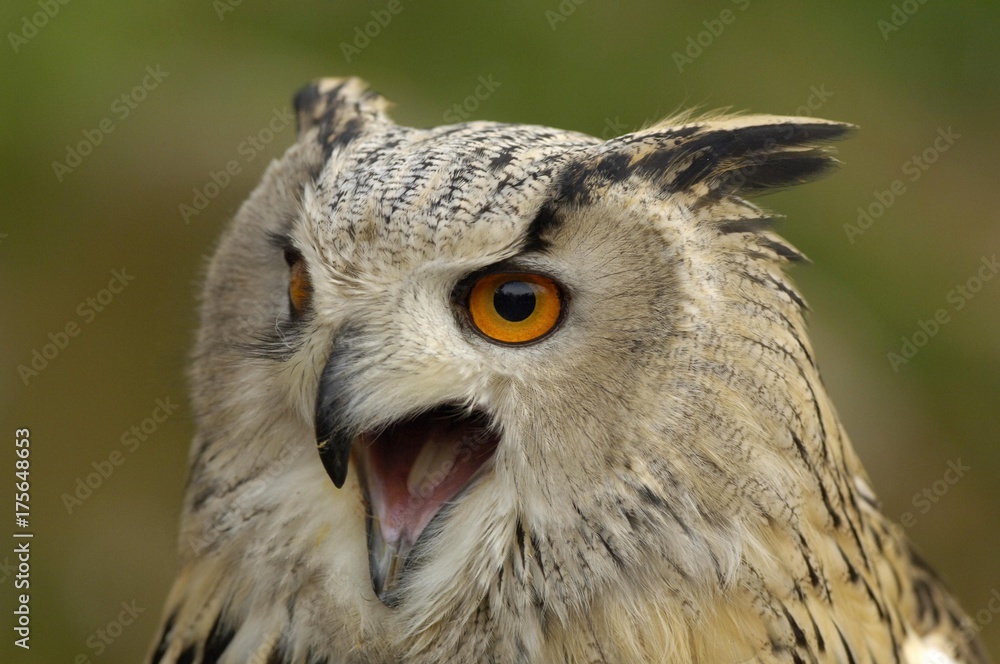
xmin=367 ymin=514 xmax=408 ymax=606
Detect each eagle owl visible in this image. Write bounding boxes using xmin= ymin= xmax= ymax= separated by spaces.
xmin=150 ymin=78 xmax=989 ymax=663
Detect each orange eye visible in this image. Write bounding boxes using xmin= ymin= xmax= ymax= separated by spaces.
xmin=467 ymin=272 xmax=563 ymax=344
xmin=285 ymin=250 xmax=312 ymax=319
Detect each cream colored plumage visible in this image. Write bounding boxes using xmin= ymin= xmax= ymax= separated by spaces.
xmin=149 ymin=77 xmax=990 ymax=663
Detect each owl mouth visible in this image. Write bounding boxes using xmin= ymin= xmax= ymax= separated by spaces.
xmin=354 ymin=406 xmax=498 ymax=605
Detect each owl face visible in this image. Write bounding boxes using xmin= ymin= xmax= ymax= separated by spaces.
xmin=283 ymin=116 xmax=701 ymax=604
xmin=183 ymin=78 xmax=853 ymax=656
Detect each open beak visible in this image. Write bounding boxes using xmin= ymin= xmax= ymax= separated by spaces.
xmin=315 ymin=358 xmax=499 ymax=605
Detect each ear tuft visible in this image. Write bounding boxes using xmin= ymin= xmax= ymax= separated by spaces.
xmin=557 ymin=116 xmax=854 ymax=206
xmin=292 ymin=77 xmax=391 ymax=158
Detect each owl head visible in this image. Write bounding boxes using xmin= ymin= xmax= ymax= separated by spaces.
xmin=176 ymin=78 xmax=855 ymax=660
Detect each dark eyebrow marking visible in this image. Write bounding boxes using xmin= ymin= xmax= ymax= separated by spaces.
xmin=267 ymin=231 xmax=302 ymax=268
xmin=267 ymin=231 xmax=293 ymax=252
xmin=521 ymin=204 xmax=560 ymax=253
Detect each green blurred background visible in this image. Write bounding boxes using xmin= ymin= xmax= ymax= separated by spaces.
xmin=2 ymin=1 xmax=998 ymax=661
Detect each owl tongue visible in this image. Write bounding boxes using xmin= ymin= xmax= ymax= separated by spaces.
xmin=360 ymin=408 xmax=496 ymax=592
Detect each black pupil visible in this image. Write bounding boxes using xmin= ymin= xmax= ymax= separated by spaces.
xmin=493 ymin=281 xmax=536 ymax=322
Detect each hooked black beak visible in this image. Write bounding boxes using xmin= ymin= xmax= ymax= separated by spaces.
xmin=315 ymin=351 xmax=352 ymax=489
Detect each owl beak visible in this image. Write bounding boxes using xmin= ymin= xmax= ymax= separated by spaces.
xmin=315 ymin=427 xmax=352 ymax=489
xmin=314 ymin=358 xmax=352 ymax=489
xmin=368 ymin=517 xmax=408 ymax=606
